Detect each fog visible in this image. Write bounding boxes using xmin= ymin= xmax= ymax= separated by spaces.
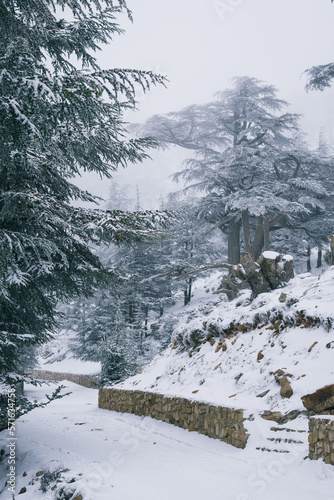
xmin=76 ymin=0 xmax=334 ymax=208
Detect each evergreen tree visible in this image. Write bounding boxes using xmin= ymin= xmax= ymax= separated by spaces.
xmin=59 ymin=191 xmax=221 ymax=383
xmin=138 ymin=77 xmax=332 ymax=264
xmin=0 ymin=0 xmax=168 ymax=420
xmin=161 ymin=193 xmax=223 ymax=304
xmin=66 ymin=235 xmax=175 ymax=377
xmin=305 ymin=1 xmax=334 ymax=90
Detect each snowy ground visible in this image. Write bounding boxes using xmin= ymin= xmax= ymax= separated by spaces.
xmin=0 ymin=382 xmax=333 ymax=500
xmin=2 ymin=266 xmax=334 ymax=499
xmin=37 ymin=331 xmax=100 ymax=376
xmin=118 ymin=268 xmax=334 ymax=416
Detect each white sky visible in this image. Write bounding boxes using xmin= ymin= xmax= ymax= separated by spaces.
xmin=76 ymin=0 xmax=334 ymax=208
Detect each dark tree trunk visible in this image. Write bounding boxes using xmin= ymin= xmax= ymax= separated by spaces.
xmin=307 ymin=246 xmax=311 ymax=272
xmin=252 ymin=216 xmax=264 ymax=261
xmin=144 ymin=304 xmax=149 ymax=336
xmin=139 ymin=329 xmax=143 ymax=354
xmin=226 ymin=217 xmax=241 ymax=265
xmin=187 ymin=277 xmax=192 ymax=303
xmin=317 ymin=246 xmax=322 ymax=268
xmin=184 ymin=277 xmax=193 ymax=305
xmin=242 ymin=210 xmax=252 ymax=255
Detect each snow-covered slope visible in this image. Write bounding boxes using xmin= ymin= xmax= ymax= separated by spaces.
xmin=117 ymin=268 xmax=334 ymax=417
xmin=37 ymin=330 xmax=100 ymax=376
xmin=2 ymin=270 xmax=334 ymax=500
xmin=34 ymin=272 xmax=225 ymax=377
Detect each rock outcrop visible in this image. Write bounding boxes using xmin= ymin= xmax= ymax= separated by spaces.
xmin=274 ymin=369 xmax=293 ymax=399
xmin=219 ymin=251 xmax=294 ymax=300
xmin=302 ymin=384 xmax=334 ymax=413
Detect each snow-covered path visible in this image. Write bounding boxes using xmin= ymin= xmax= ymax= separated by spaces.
xmin=1 ymin=382 xmax=333 ymax=500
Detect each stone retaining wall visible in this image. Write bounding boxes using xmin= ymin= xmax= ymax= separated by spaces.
xmin=309 ymin=417 xmax=334 ymax=465
xmin=26 ymin=370 xmax=100 ymax=389
xmin=99 ymin=388 xmax=249 ymax=449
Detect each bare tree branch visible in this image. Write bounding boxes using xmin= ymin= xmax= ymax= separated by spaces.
xmin=175 ymin=263 xmax=232 ymax=280
xmin=192 ymin=213 xmax=240 ymax=243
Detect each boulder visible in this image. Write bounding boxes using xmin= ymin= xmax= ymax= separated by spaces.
xmin=274 ymin=370 xmax=293 ymax=399
xmin=279 ymin=375 xmax=293 ymax=399
xmin=261 ymin=410 xmax=283 ymax=422
xmin=217 ymin=251 xmax=294 ymax=301
xmin=218 ymin=264 xmax=249 ymax=301
xmin=279 ymin=292 xmax=287 ymax=303
xmin=258 ymin=252 xmax=294 ymax=289
xmin=280 ymin=254 xmax=295 ymax=283
xmin=240 ymin=253 xmax=272 ymax=296
xmin=302 ymin=384 xmax=334 ymax=413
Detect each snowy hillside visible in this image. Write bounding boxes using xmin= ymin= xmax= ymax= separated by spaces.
xmin=34 ymin=273 xmax=225 ymax=378
xmin=117 ymin=268 xmax=334 ymax=418
xmin=37 ymin=330 xmax=100 ymax=376
xmin=2 ymin=269 xmax=334 ymax=500
xmin=3 ymin=268 xmax=334 ymax=500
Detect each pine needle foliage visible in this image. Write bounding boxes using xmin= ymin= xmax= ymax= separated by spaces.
xmin=0 ymin=0 xmax=168 ymax=391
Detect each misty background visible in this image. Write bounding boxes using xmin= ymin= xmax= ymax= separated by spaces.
xmin=75 ymin=0 xmax=334 ymax=209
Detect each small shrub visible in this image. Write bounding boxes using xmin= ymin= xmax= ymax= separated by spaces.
xmin=40 ymin=468 xmax=61 ymax=493
xmin=188 ymin=329 xmax=205 ymax=347
xmin=55 ymin=485 xmax=77 ymax=500
xmin=207 ymin=323 xmax=220 ymax=336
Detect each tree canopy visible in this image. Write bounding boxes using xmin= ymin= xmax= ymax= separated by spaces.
xmin=305 ymin=0 xmax=334 ymax=90
xmin=0 ymin=0 xmax=169 ymax=399
xmin=137 ymin=77 xmax=333 ymax=265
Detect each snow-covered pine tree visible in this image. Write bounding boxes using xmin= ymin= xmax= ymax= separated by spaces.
xmin=59 ymin=190 xmax=221 ymax=383
xmin=137 ymin=76 xmax=332 ymax=264
xmin=67 ymin=236 xmax=175 ymax=363
xmin=99 ymin=306 xmax=139 ymax=385
xmin=304 ymin=2 xmax=334 ymax=90
xmin=161 ymin=192 xmax=223 ymax=304
xmin=0 ymin=0 xmax=168 ymax=420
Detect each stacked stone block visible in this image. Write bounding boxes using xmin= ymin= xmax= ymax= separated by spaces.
xmin=309 ymin=417 xmax=334 ymax=465
xmin=98 ymin=388 xmax=249 ymax=449
xmin=26 ymin=370 xmax=100 ymax=389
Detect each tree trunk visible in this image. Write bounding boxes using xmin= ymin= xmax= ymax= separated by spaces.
xmin=144 ymin=304 xmax=149 ymax=337
xmin=187 ymin=277 xmax=192 ymax=304
xmin=242 ymin=210 xmax=252 ymax=255
xmin=184 ymin=277 xmax=193 ymax=305
xmin=226 ymin=217 xmax=241 ymax=264
xmin=330 ymin=236 xmax=334 ymax=265
xmin=263 ymin=214 xmax=270 ymax=251
xmin=139 ymin=329 xmax=143 ymax=354
xmin=252 ymin=216 xmax=264 ymax=261
xmin=317 ymin=246 xmax=322 ymax=268
xmin=307 ymin=245 xmax=311 ymax=272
